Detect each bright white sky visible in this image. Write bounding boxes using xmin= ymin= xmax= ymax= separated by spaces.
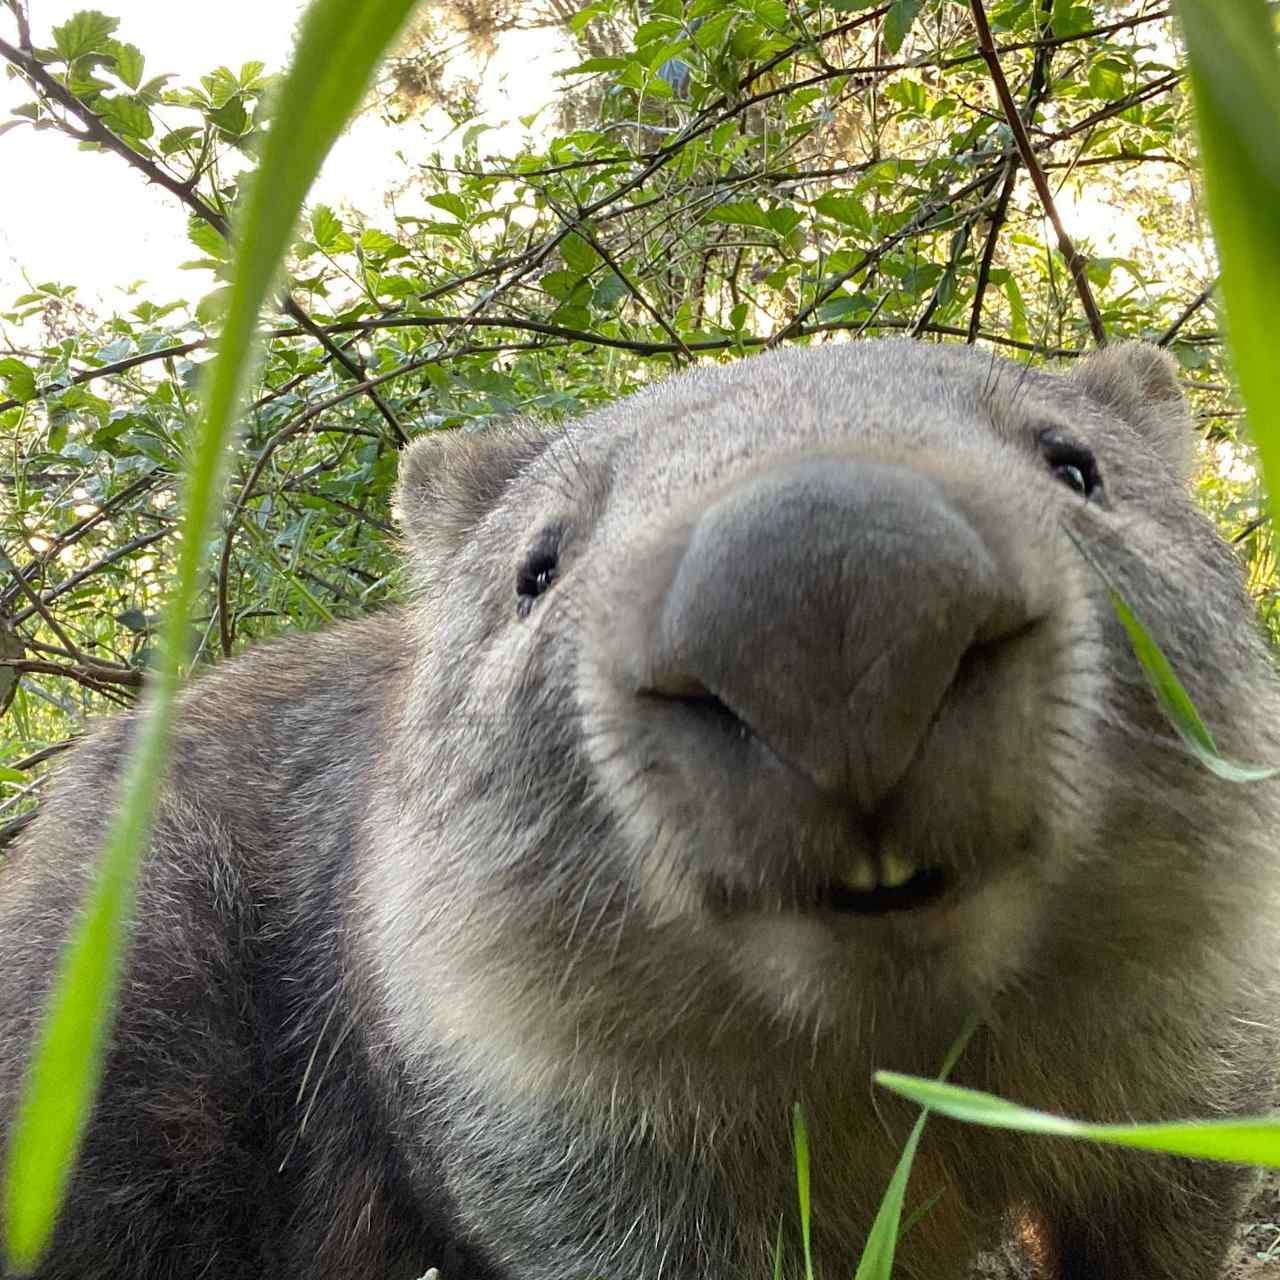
xmin=0 ymin=1 xmax=569 ymax=311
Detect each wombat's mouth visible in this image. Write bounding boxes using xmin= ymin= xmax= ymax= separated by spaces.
xmin=710 ymin=865 xmax=950 ymax=919
xmin=646 ymin=685 xmax=955 ymax=918
xmin=819 ymin=866 xmax=949 ymax=915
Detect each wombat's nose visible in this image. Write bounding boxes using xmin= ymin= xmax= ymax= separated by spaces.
xmin=648 ymin=457 xmax=1019 ymax=814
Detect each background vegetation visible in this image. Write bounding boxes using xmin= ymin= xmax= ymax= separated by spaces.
xmin=0 ymin=0 xmax=1268 ymax=845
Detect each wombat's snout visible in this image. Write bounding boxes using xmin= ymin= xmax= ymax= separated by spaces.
xmin=644 ymin=458 xmax=1032 ymax=820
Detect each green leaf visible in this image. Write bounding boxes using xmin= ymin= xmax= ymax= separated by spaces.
xmin=707 ymin=200 xmax=773 ymax=230
xmin=813 ymin=192 xmax=869 ymax=230
xmin=99 ymin=95 xmax=153 ymax=141
xmin=767 ymin=208 xmax=802 ymax=236
xmin=1087 ymin=57 xmax=1126 ymax=100
xmin=110 ymin=42 xmax=145 ymax=90
xmin=359 ymin=228 xmax=401 ymax=255
xmin=1175 ymin=0 xmax=1280 ymax=544
xmin=426 ymin=192 xmax=467 ymax=220
xmin=207 ymin=95 xmax=249 ymax=137
xmin=310 ymin=203 xmax=344 ymax=250
xmin=854 ymin=1110 xmax=929 ymax=1279
xmin=1066 ymin=529 xmax=1277 ymax=782
xmin=883 ymin=0 xmax=926 ymax=54
xmin=560 ymin=56 xmax=629 ymax=75
xmin=51 ymin=10 xmax=119 ymax=61
xmin=875 ymin=1074 xmax=1280 ymax=1167
xmin=1107 ymin=585 xmax=1277 ymax=781
xmin=592 ymin=272 xmax=629 ymax=312
xmin=159 ymin=127 xmax=202 ymax=156
xmin=1001 ymin=272 xmax=1027 ymax=343
xmin=0 ymin=358 xmax=36 ymax=403
xmin=1 ymin=0 xmax=421 ymax=1270
xmin=562 ymin=232 xmax=600 ymax=275
xmin=0 ymin=767 xmax=30 ymax=786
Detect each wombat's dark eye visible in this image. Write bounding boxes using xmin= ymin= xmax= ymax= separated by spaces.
xmin=516 ymin=527 xmax=562 ymax=619
xmin=1043 ymin=437 xmax=1101 ymax=499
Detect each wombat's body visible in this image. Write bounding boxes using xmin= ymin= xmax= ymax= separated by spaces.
xmin=2 ymin=340 xmax=1277 ymax=1280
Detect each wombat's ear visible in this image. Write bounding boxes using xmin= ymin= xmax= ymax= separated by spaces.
xmin=1072 ymin=342 xmax=1194 ymax=478
xmin=396 ymin=427 xmax=547 ymax=558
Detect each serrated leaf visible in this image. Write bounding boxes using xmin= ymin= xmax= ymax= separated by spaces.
xmin=359 ymin=228 xmax=400 ymax=254
xmin=562 ymin=232 xmax=599 ymax=275
xmin=187 ymin=217 xmax=229 ymax=261
xmin=208 ymin=95 xmax=249 ymax=137
xmin=1087 ymin=57 xmax=1126 ymax=100
xmin=159 ymin=126 xmax=201 ymax=155
xmin=767 ymin=208 xmax=802 ymax=235
xmin=707 ymin=200 xmax=773 ymax=230
xmin=813 ymin=192 xmax=869 ymax=230
xmin=426 ymin=191 xmax=466 ymax=219
xmin=110 ymin=42 xmax=145 ymax=90
xmin=101 ymin=94 xmax=153 ymax=140
xmin=310 ymin=204 xmax=343 ymax=250
xmin=592 ymin=272 xmax=629 ymax=311
xmin=0 ymin=358 xmax=36 ymax=403
xmin=51 ymin=10 xmax=119 ymax=61
xmin=883 ymin=0 xmax=925 ymax=54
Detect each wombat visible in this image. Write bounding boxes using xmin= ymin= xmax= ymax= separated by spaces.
xmin=1 ymin=338 xmax=1277 ymax=1280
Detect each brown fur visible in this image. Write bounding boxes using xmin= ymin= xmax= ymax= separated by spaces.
xmin=2 ymin=338 xmax=1277 ymax=1279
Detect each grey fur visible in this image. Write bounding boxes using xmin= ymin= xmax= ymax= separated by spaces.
xmin=2 ymin=338 xmax=1277 ymax=1280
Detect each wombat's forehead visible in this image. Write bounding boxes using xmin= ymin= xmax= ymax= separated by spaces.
xmin=556 ymin=340 xmax=1067 ymax=485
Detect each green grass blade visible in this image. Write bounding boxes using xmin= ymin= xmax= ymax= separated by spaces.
xmin=1105 ymin=587 xmax=1277 ymax=782
xmin=1 ymin=1 xmax=419 ymax=1270
xmin=875 ymin=1074 xmax=1280 ymax=1167
xmin=792 ymin=1102 xmax=815 ymax=1280
xmin=1175 ymin=0 xmax=1280 ymax=518
xmin=852 ymin=1111 xmax=928 ymax=1280
xmin=853 ymin=1019 xmax=977 ymax=1280
xmin=1064 ymin=529 xmax=1277 ymax=782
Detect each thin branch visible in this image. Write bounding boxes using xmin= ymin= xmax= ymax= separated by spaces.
xmin=4 ymin=657 xmax=142 ymax=689
xmin=968 ymin=0 xmax=1107 ymax=346
xmin=1158 ymin=278 xmax=1218 ymax=347
xmin=969 ymin=0 xmax=1057 ymax=343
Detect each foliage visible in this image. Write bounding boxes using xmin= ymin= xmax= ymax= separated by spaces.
xmin=2 ymin=0 xmax=1264 ymax=838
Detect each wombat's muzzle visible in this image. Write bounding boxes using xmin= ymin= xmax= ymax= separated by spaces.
xmin=644 ymin=457 xmax=1032 ymax=819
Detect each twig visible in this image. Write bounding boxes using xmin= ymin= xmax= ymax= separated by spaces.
xmin=1158 ymin=278 xmax=1218 ymax=347
xmin=967 ymin=0 xmax=1107 ymax=346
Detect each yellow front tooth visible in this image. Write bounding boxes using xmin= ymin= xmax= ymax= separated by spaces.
xmin=844 ymin=858 xmax=877 ymax=893
xmin=879 ymin=846 xmax=916 ymax=889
